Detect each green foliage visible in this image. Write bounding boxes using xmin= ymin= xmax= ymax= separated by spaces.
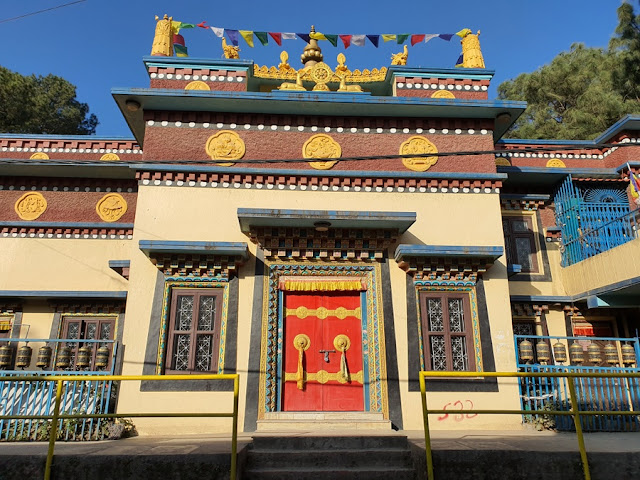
xmin=498 ymin=1 xmax=640 ymax=139
xmin=0 ymin=66 xmax=98 ymax=135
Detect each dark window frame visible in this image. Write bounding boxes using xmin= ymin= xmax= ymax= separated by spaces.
xmin=503 ymin=214 xmax=539 ymax=273
xmin=59 ymin=316 xmax=116 ymax=371
xmin=419 ymin=291 xmax=476 ymax=372
xmin=164 ymin=287 xmax=224 ymax=375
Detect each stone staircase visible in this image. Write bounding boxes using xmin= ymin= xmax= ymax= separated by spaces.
xmin=241 ymin=434 xmax=417 ymax=479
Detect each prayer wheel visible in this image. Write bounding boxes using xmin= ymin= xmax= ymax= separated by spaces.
xmin=0 ymin=345 xmax=13 ymax=369
xmin=55 ymin=346 xmax=72 ymax=369
xmin=36 ymin=346 xmax=52 ymax=369
xmin=15 ymin=345 xmax=32 ymax=369
xmin=553 ymin=341 xmax=567 ymax=363
xmin=536 ymin=340 xmax=551 ymax=363
xmin=518 ymin=340 xmax=534 ymax=363
xmin=587 ymin=344 xmax=602 ymax=364
xmin=569 ymin=342 xmax=584 ymax=364
xmin=95 ymin=346 xmax=110 ymax=369
xmin=603 ymin=343 xmax=618 ymax=365
xmin=76 ymin=345 xmax=92 ymax=369
xmin=621 ymin=344 xmax=636 ymax=365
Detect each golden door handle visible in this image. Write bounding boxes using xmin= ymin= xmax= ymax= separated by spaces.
xmin=333 ymin=334 xmax=351 ymax=382
xmin=293 ymin=334 xmax=310 ymax=390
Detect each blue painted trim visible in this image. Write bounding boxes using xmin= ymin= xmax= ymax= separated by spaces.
xmin=0 ymin=291 xmax=128 ymax=299
xmin=510 ymin=295 xmax=573 ymax=303
xmin=593 ymin=114 xmax=640 ymax=144
xmin=0 ymin=221 xmax=134 ymax=229
xmin=237 ymin=208 xmax=416 ymax=233
xmin=138 ymin=240 xmax=249 ymax=259
xmin=578 ymin=275 xmax=640 ymax=299
xmin=387 ymin=66 xmax=495 ymax=78
xmin=130 ymin=163 xmax=508 ymax=180
xmin=507 ymin=264 xmax=523 ymax=276
xmin=497 ymin=139 xmax=596 ymax=146
xmin=511 ymin=275 xmax=640 ymax=304
xmin=497 ymin=166 xmax=619 ymax=178
xmin=394 ymin=244 xmax=504 ymax=262
xmin=615 ymin=161 xmax=640 ymax=173
xmin=500 ymin=193 xmax=550 ymax=201
xmin=108 ymin=260 xmax=130 ymax=268
xmin=390 ymin=71 xmax=493 ymax=81
xmin=0 ymin=134 xmax=136 ymax=141
xmin=546 ymin=226 xmax=561 ymax=232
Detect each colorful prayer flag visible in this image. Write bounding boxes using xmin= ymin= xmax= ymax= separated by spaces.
xmin=239 ymin=30 xmax=255 ymax=47
xmin=171 ymin=21 xmax=182 ymax=35
xmin=340 ymin=34 xmax=352 ymax=48
xmin=324 ymin=34 xmax=338 ymax=47
xmin=174 ymin=44 xmax=188 ymax=57
xmin=269 ymin=32 xmax=282 ymax=45
xmin=310 ymin=32 xmax=327 ymax=41
xmin=255 ymin=31 xmax=269 ymax=46
xmin=456 ymin=28 xmax=472 ymax=38
xmin=366 ymin=35 xmax=379 ymax=47
xmin=226 ymin=29 xmax=239 ymax=46
xmin=297 ymin=33 xmax=311 ymax=43
xmin=282 ymin=32 xmax=297 ymax=40
xmin=382 ymin=34 xmax=396 ymax=42
xmin=424 ymin=34 xmax=439 ymax=43
xmin=352 ymin=34 xmax=366 ymax=47
xmin=455 ymin=53 xmax=464 ymax=67
xmin=411 ymin=34 xmax=425 ymax=46
xmin=396 ymin=34 xmax=410 ymax=44
xmin=439 ymin=33 xmax=454 ymax=41
xmin=210 ymin=27 xmax=224 ymax=38
xmin=629 ymin=165 xmax=640 ymax=203
xmin=197 ymin=21 xmax=208 ymax=29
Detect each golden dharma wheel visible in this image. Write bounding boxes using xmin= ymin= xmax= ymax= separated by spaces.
xmin=518 ymin=340 xmax=534 ymax=363
xmin=95 ymin=346 xmax=110 ymax=369
xmin=76 ymin=345 xmax=93 ymax=369
xmin=603 ymin=343 xmax=618 ymax=365
xmin=536 ymin=340 xmax=551 ymax=363
xmin=553 ymin=342 xmax=567 ymax=363
xmin=621 ymin=344 xmax=636 ymax=365
xmin=0 ymin=345 xmax=13 ymax=369
xmin=587 ymin=343 xmax=602 ymax=364
xmin=55 ymin=346 xmax=72 ymax=369
xmin=36 ymin=346 xmax=53 ymax=369
xmin=15 ymin=345 xmax=33 ymax=369
xmin=569 ymin=342 xmax=584 ymax=364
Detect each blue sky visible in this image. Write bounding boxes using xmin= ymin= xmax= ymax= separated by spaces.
xmin=0 ymin=0 xmax=623 ymax=137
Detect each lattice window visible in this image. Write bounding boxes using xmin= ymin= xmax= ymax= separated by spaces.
xmin=503 ymin=215 xmax=539 ymax=273
xmin=420 ymin=292 xmax=474 ymax=371
xmin=165 ymin=288 xmax=222 ymax=374
xmin=59 ymin=317 xmax=116 ymax=370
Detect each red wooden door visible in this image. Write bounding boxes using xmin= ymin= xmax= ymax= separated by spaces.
xmin=283 ymin=291 xmax=364 ymax=411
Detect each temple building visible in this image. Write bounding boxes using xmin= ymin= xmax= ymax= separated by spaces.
xmin=1 ymin=18 xmax=639 ymax=438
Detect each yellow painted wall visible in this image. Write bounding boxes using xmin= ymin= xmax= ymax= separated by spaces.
xmin=115 ymin=185 xmax=522 ymax=433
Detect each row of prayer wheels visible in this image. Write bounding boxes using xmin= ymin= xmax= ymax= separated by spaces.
xmin=0 ymin=344 xmax=110 ymax=370
xmin=519 ymin=339 xmax=637 ymax=365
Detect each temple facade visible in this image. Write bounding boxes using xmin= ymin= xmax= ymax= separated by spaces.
xmin=1 ymin=23 xmax=639 ymax=437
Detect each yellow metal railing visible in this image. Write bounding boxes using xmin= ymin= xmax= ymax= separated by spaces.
xmin=419 ymin=371 xmax=640 ymax=480
xmin=0 ymin=374 xmax=240 ymax=480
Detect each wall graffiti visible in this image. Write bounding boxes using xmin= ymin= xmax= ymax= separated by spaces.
xmin=437 ymin=400 xmax=478 ymax=422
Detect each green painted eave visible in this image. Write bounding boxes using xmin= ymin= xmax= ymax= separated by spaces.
xmin=112 ymin=88 xmax=525 ymax=147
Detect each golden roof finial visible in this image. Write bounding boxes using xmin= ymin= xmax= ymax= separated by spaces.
xmin=151 ymin=14 xmax=173 ymax=56
xmin=460 ymin=30 xmax=485 ymax=68
xmin=301 ymin=25 xmax=323 ymax=67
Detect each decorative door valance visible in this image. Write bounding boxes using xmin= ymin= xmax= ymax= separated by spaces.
xmin=278 ymin=276 xmax=367 ymax=292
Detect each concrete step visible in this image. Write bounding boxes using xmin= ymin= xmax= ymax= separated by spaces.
xmin=245 ymin=448 xmax=412 ymax=469
xmin=251 ymin=434 xmax=409 ymax=451
xmin=241 ymin=466 xmax=416 ymax=480
xmin=256 ymin=412 xmax=392 ymax=432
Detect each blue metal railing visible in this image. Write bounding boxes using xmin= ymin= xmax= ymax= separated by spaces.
xmin=515 ymin=335 xmax=640 ymax=432
xmin=0 ymin=338 xmax=117 ymax=441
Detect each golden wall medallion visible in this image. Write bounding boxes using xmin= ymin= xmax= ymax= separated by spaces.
xmin=431 ymin=90 xmax=456 ymax=99
xmin=29 ymin=152 xmax=49 ymax=160
xmin=495 ymin=157 xmax=512 ymax=166
xmin=546 ymin=158 xmax=566 ymax=168
xmin=15 ymin=192 xmax=47 ymax=220
xmin=185 ymin=80 xmax=211 ymax=91
xmin=399 ymin=136 xmax=439 ymax=172
xmin=96 ymin=193 xmax=128 ymax=222
xmin=100 ymin=153 xmax=120 ymax=161
xmin=302 ymin=134 xmax=341 ymax=170
xmin=205 ymin=130 xmax=246 ymax=167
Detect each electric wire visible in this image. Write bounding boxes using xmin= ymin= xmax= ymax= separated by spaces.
xmin=0 ymin=1 xmax=86 ymax=25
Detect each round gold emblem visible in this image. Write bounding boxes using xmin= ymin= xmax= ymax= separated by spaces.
xmin=100 ymin=153 xmax=120 ymax=161
xmin=546 ymin=158 xmax=566 ymax=168
xmin=29 ymin=152 xmax=49 ymax=160
xmin=495 ymin=157 xmax=512 ymax=167
xmin=309 ymin=62 xmax=333 ymax=91
xmin=431 ymin=90 xmax=456 ymax=99
xmin=96 ymin=193 xmax=128 ymax=222
xmin=185 ymin=80 xmax=211 ymax=91
xmin=315 ymin=369 xmax=329 ymax=384
xmin=295 ymin=306 xmax=309 ymax=319
xmin=205 ymin=130 xmax=246 ymax=167
xmin=15 ymin=192 xmax=47 ymax=220
xmin=399 ymin=136 xmax=439 ymax=172
xmin=335 ymin=307 xmax=348 ymax=320
xmin=333 ymin=334 xmax=351 ymax=352
xmin=315 ymin=306 xmax=329 ymax=320
xmin=293 ymin=333 xmax=310 ymax=351
xmin=302 ymin=134 xmax=341 ymax=170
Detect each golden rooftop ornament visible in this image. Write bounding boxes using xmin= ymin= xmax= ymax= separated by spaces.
xmin=222 ymin=37 xmax=240 ymax=59
xmin=459 ymin=29 xmax=485 ymax=68
xmin=391 ymin=45 xmax=408 ymax=66
xmin=301 ymin=26 xmax=324 ymax=67
xmin=151 ymin=14 xmax=173 ymax=57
